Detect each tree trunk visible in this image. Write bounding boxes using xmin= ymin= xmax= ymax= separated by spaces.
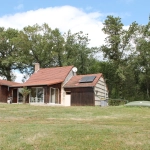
xmin=23 ymin=96 xmax=26 ymax=104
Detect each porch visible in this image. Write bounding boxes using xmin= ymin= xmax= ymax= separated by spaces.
xmin=11 ymin=84 xmax=61 ymax=104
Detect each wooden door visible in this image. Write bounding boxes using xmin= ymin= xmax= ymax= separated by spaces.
xmin=13 ymin=89 xmax=17 ymax=103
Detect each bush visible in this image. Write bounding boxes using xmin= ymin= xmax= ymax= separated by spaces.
xmin=108 ymin=99 xmax=128 ymax=106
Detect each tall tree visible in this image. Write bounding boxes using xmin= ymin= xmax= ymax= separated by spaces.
xmin=51 ymin=28 xmax=65 ymax=67
xmin=133 ymin=18 xmax=150 ymax=99
xmin=64 ymin=30 xmax=95 ymax=74
xmin=14 ymin=23 xmax=65 ymax=78
xmin=0 ymin=27 xmax=19 ymax=80
xmin=100 ymin=15 xmax=138 ymax=98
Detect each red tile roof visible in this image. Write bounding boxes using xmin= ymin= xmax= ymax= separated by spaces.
xmin=12 ymin=66 xmax=73 ymax=87
xmin=12 ymin=79 xmax=63 ymax=87
xmin=64 ymin=73 xmax=103 ymax=88
xmin=0 ymin=79 xmax=19 ymax=86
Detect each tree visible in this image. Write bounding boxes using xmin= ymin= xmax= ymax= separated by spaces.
xmin=13 ymin=23 xmax=65 ymax=79
xmin=100 ymin=15 xmax=138 ymax=98
xmin=0 ymin=27 xmax=19 ymax=80
xmin=133 ymin=18 xmax=150 ymax=99
xmin=20 ymin=87 xmax=31 ymax=104
xmin=50 ymin=28 xmax=65 ymax=67
xmin=63 ymin=30 xmax=95 ymax=74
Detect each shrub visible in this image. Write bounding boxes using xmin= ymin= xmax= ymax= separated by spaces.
xmin=108 ymin=99 xmax=128 ymax=106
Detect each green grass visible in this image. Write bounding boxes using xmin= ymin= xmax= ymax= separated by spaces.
xmin=0 ymin=104 xmax=150 ymax=150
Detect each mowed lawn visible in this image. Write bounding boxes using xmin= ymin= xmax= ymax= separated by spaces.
xmin=0 ymin=104 xmax=150 ymax=150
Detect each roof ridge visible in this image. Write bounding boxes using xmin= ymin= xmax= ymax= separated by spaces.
xmin=19 ymin=65 xmax=74 ymax=86
xmin=75 ymin=73 xmax=102 ymax=76
xmin=40 ymin=65 xmax=73 ymax=70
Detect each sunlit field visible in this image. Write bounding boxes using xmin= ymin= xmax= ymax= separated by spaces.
xmin=0 ymin=104 xmax=150 ymax=150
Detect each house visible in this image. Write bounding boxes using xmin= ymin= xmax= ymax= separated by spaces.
xmin=11 ymin=64 xmax=75 ymax=105
xmin=64 ymin=74 xmax=108 ymax=106
xmin=0 ymin=64 xmax=108 ymax=106
xmin=0 ymin=80 xmax=19 ymax=103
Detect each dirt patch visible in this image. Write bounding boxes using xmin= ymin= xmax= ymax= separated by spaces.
xmin=0 ymin=108 xmax=6 ymax=110
xmin=26 ymin=132 xmax=47 ymax=144
xmin=47 ymin=117 xmax=93 ymax=121
xmin=0 ymin=117 xmax=26 ymax=122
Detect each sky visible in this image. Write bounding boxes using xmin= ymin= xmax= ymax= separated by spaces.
xmin=0 ymin=0 xmax=150 ymax=82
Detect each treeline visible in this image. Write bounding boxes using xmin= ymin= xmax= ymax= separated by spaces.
xmin=0 ymin=15 xmax=150 ymax=101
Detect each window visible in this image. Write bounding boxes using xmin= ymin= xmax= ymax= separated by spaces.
xmin=18 ymin=88 xmax=23 ymax=103
xmin=30 ymin=87 xmax=44 ymax=103
xmin=50 ymin=88 xmax=59 ymax=104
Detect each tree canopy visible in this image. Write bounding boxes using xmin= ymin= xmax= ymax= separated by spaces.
xmin=0 ymin=16 xmax=150 ymax=101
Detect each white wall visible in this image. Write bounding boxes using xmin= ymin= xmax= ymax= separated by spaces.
xmin=94 ymin=77 xmax=108 ymax=106
xmin=64 ymin=94 xmax=71 ymax=106
xmin=61 ymin=69 xmax=74 ymax=105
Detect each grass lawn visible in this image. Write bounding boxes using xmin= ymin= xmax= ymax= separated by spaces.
xmin=0 ymin=104 xmax=150 ymax=150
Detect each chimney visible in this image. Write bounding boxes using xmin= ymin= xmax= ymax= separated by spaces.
xmin=34 ymin=63 xmax=40 ymax=72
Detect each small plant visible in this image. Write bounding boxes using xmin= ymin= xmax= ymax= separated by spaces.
xmin=20 ymin=87 xmax=31 ymax=104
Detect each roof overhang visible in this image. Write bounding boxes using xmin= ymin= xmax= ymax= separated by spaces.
xmin=0 ymin=83 xmax=17 ymax=87
xmin=64 ymin=86 xmax=94 ymax=89
xmin=11 ymin=79 xmax=63 ymax=87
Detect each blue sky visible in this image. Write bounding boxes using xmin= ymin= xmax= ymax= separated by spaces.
xmin=0 ymin=0 xmax=150 ymax=82
xmin=0 ymin=0 xmax=150 ymax=25
xmin=0 ymin=0 xmax=150 ymax=48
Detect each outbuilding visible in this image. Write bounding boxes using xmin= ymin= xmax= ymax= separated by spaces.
xmin=64 ymin=73 xmax=108 ymax=106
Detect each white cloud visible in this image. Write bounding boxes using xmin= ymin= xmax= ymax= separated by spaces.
xmin=12 ymin=71 xmax=27 ymax=83
xmin=0 ymin=6 xmax=131 ymax=83
xmin=0 ymin=6 xmax=108 ymax=82
xmin=0 ymin=71 xmax=24 ymax=83
xmin=0 ymin=5 xmax=106 ymax=47
xmin=14 ymin=73 xmax=24 ymax=83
